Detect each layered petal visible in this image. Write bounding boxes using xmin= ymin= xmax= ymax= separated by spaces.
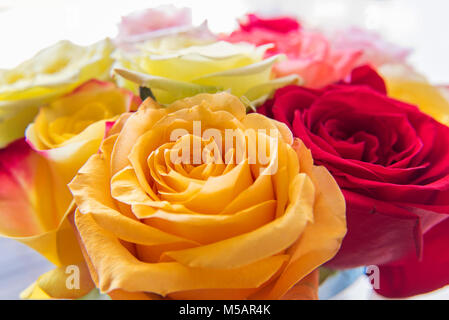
xmin=26 ymin=79 xmax=140 ymax=184
xmin=222 ymin=14 xmax=361 ymax=88
xmin=114 ymin=40 xmax=299 ymax=106
xmin=258 ymin=66 xmax=449 ymax=297
xmin=0 ymin=39 xmax=114 ymax=147
xmin=0 ymin=139 xmax=82 ymax=266
xmin=20 ymin=262 xmax=95 ymax=300
xmin=375 ymin=217 xmax=449 ymax=297
xmin=381 ymin=64 xmax=449 ymax=126
xmin=115 ymin=5 xmax=215 ymax=50
xmin=68 ymin=92 xmax=346 ymax=300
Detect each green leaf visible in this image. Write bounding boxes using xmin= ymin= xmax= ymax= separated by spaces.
xmin=139 ymin=86 xmax=156 ymax=101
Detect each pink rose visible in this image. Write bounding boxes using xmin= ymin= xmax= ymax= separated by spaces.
xmin=331 ymin=27 xmax=411 ymax=67
xmin=115 ymin=5 xmax=213 ymax=49
xmin=222 ymin=14 xmax=362 ymax=88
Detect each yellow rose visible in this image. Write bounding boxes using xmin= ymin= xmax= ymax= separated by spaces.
xmin=26 ymin=79 xmax=141 ymax=183
xmin=381 ymin=64 xmax=449 ymax=126
xmin=0 ymin=80 xmax=139 ymax=299
xmin=114 ymin=39 xmax=300 ymax=108
xmin=68 ymin=92 xmax=346 ymax=300
xmin=0 ymin=39 xmax=114 ymax=148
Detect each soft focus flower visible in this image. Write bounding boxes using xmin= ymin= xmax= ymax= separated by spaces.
xmin=117 ymin=5 xmax=191 ymax=40
xmin=115 ymin=40 xmax=299 ymax=107
xmin=0 ymin=39 xmax=114 ymax=148
xmin=0 ymin=80 xmax=139 ymax=299
xmin=238 ymin=13 xmax=301 ymax=33
xmin=222 ymin=14 xmax=361 ymax=88
xmin=258 ymin=66 xmax=449 ymax=297
xmin=0 ymin=139 xmax=76 ymax=266
xmin=331 ymin=27 xmax=410 ymax=67
xmin=440 ymin=85 xmax=449 ymax=102
xmin=115 ymin=5 xmax=214 ymax=50
xmin=381 ymin=64 xmax=449 ymax=126
xmin=0 ymin=139 xmax=94 ymax=299
xmin=26 ymin=79 xmax=140 ymax=183
xmin=68 ymin=92 xmax=346 ymax=300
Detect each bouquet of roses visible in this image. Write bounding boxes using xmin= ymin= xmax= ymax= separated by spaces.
xmin=1 ymin=5 xmax=448 ymax=300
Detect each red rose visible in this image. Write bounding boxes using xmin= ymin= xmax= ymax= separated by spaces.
xmin=238 ymin=13 xmax=301 ymax=34
xmin=258 ymin=66 xmax=449 ymax=297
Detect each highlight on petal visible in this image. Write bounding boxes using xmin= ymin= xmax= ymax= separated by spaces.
xmin=114 ymin=5 xmax=215 ymax=50
xmin=114 ymin=41 xmax=294 ymax=105
xmin=0 ymin=39 xmax=115 ymax=148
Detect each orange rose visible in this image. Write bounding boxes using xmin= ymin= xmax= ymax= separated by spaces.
xmin=69 ymin=92 xmax=346 ymax=299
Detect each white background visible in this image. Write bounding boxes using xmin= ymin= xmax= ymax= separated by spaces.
xmin=1 ymin=0 xmax=449 ymax=83
xmin=0 ymin=0 xmax=448 ymax=299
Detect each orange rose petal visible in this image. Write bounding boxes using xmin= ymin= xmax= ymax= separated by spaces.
xmin=179 ymin=160 xmax=253 ymax=214
xmin=136 ymin=241 xmax=198 ymax=264
xmin=100 ymin=134 xmax=119 ymax=166
xmin=70 ymin=153 xmax=141 ymax=223
xmin=90 ymin=211 xmax=198 ymax=247
xmin=111 ymin=100 xmax=166 ymax=175
xmin=108 ymin=290 xmax=160 ymax=300
xmin=127 ymin=105 xmax=244 ymax=199
xmin=111 ymin=167 xmax=156 ymax=204
xmin=162 ymin=168 xmax=203 ymax=193
xmin=280 ymin=269 xmax=319 ymax=300
xmin=220 ymin=172 xmax=274 ymax=214
xmin=261 ymin=148 xmax=346 ymax=299
xmin=71 ymin=157 xmax=196 ymax=247
xmin=158 ymin=182 xmax=203 ymax=203
xmin=271 ymin=141 xmax=290 ymax=218
xmin=75 ymin=211 xmax=289 ymax=296
xmin=110 ymin=167 xmax=193 ymax=214
xmin=168 ymin=92 xmax=247 ymax=120
xmin=150 ymin=143 xmax=180 ymax=192
xmin=105 ymin=113 xmax=133 ymax=139
xmin=293 ymin=139 xmax=315 ymax=175
xmin=168 ymin=287 xmax=258 ymax=300
xmin=70 ymin=154 xmax=122 ymax=215
xmin=242 ymin=113 xmax=293 ymax=145
xmin=69 ymin=210 xmax=99 ymax=285
xmin=141 ymin=200 xmax=276 ymax=244
xmin=162 ymin=174 xmax=314 ymax=269
xmin=21 ymin=262 xmax=95 ymax=300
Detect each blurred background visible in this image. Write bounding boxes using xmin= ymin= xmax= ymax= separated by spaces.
xmin=1 ymin=0 xmax=449 ymax=83
xmin=0 ymin=0 xmax=448 ymax=299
